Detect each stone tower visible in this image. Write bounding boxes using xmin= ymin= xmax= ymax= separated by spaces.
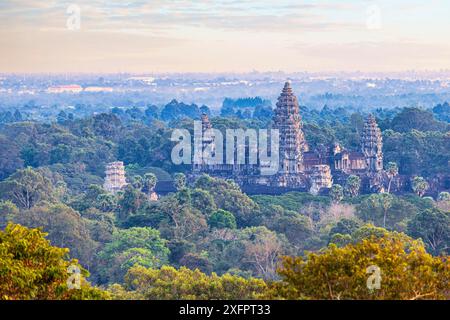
xmin=361 ymin=114 xmax=383 ymax=172
xmin=193 ymin=113 xmax=215 ymax=172
xmin=104 ymin=161 xmax=127 ymax=194
xmin=272 ymin=81 xmax=307 ymax=174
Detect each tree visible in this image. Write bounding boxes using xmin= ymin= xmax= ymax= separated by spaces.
xmin=0 ymin=134 xmax=23 ymax=180
xmin=14 ymin=203 xmax=98 ymax=269
xmin=329 ymin=184 xmax=344 ymax=203
xmin=195 ymin=175 xmax=259 ymax=227
xmin=173 ymin=173 xmax=187 ymax=191
xmin=390 ymin=107 xmax=447 ymax=133
xmin=0 ymin=167 xmax=55 ymax=209
xmin=208 ymin=209 xmax=237 ymax=229
xmin=344 ymin=175 xmax=361 ymax=197
xmin=412 ymin=176 xmax=429 ymax=197
xmin=365 ymin=193 xmax=394 ymax=228
xmin=437 ymin=192 xmax=450 ymax=201
xmin=179 ymin=252 xmax=213 ymax=273
xmin=96 ymin=193 xmax=117 ymax=212
xmin=273 ymin=234 xmax=449 ymax=300
xmin=356 ymin=195 xmax=416 ymax=231
xmin=111 ymin=265 xmax=267 ymax=300
xmin=386 ymin=162 xmax=398 ymax=193
xmin=190 ymin=188 xmax=217 ymax=216
xmin=0 ymin=223 xmax=108 ymax=300
xmin=408 ymin=208 xmax=449 ymax=256
xmin=328 ymin=218 xmax=361 ymax=243
xmin=97 ymin=227 xmax=169 ymax=284
xmin=0 ymin=200 xmax=18 ymax=229
xmin=241 ymin=227 xmax=285 ymax=280
xmin=131 ymin=175 xmax=144 ymax=190
xmin=143 ymin=173 xmax=157 ymax=193
xmin=117 ymin=185 xmax=147 ymax=222
xmin=159 ymin=195 xmax=208 ymax=241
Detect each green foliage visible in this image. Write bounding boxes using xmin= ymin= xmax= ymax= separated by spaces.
xmin=0 ymin=223 xmax=108 ymax=300
xmin=0 ymin=110 xmax=448 ymax=300
xmin=195 ymin=175 xmax=259 ymax=227
xmin=13 ymin=203 xmax=98 ymax=269
xmin=173 ymin=173 xmax=187 ymax=191
xmin=112 ymin=265 xmax=267 ymax=300
xmin=0 ymin=200 xmax=18 ymax=229
xmin=143 ymin=173 xmax=157 ymax=192
xmin=437 ymin=191 xmax=450 ymax=201
xmin=383 ymin=130 xmax=450 ymax=176
xmin=208 ymin=209 xmax=237 ymax=229
xmin=408 ymin=208 xmax=449 ymax=256
xmin=345 ymin=175 xmax=361 ymax=197
xmin=329 ymin=184 xmax=344 ymax=203
xmin=0 ymin=167 xmax=55 ymax=209
xmin=116 ymin=185 xmax=147 ymax=222
xmin=328 ymin=218 xmax=361 ymax=239
xmin=97 ymin=227 xmax=169 ymax=284
xmin=252 ymin=192 xmax=330 ymax=213
xmin=190 ymin=188 xmax=217 ymax=216
xmin=390 ymin=107 xmax=448 ymax=133
xmin=412 ymin=176 xmax=430 ymax=197
xmin=273 ymin=233 xmax=449 ymax=300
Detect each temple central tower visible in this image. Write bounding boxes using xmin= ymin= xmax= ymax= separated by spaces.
xmin=361 ymin=114 xmax=383 ymax=172
xmin=272 ymin=81 xmax=307 ymax=175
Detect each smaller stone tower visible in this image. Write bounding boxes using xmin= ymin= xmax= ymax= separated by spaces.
xmin=193 ymin=113 xmax=216 ymax=172
xmin=361 ymin=114 xmax=383 ymax=172
xmin=104 ymin=161 xmax=127 ymax=194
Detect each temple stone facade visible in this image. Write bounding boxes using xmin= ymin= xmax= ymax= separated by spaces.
xmin=361 ymin=114 xmax=383 ymax=172
xmin=104 ymin=161 xmax=127 ymax=194
xmin=192 ymin=82 xmax=389 ymax=195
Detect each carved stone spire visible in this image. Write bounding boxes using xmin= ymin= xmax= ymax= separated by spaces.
xmin=272 ymin=81 xmax=306 ymax=174
xmin=361 ymin=114 xmax=383 ymax=172
xmin=200 ymin=113 xmax=215 ymax=165
xmin=104 ymin=161 xmax=127 ymax=194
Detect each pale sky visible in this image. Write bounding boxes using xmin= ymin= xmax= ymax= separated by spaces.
xmin=0 ymin=0 xmax=449 ymax=73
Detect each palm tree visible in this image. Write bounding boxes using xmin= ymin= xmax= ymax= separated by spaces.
xmin=386 ymin=162 xmax=398 ymax=194
xmin=345 ymin=175 xmax=361 ymax=198
xmin=143 ymin=173 xmax=157 ymax=197
xmin=97 ymin=193 xmax=116 ymax=212
xmin=412 ymin=176 xmax=429 ymax=197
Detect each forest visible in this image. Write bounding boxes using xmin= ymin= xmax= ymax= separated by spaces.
xmin=0 ymin=100 xmax=449 ymax=300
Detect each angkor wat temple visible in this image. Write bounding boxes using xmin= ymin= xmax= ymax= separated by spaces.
xmin=192 ymin=82 xmax=390 ymax=195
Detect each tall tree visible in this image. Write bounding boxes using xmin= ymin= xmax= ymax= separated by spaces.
xmin=173 ymin=173 xmax=187 ymax=191
xmin=408 ymin=208 xmax=449 ymax=256
xmin=386 ymin=162 xmax=398 ymax=194
xmin=344 ymin=175 xmax=361 ymax=198
xmin=329 ymin=184 xmax=344 ymax=203
xmin=0 ymin=167 xmax=55 ymax=209
xmin=412 ymin=176 xmax=429 ymax=197
xmin=143 ymin=173 xmax=157 ymax=194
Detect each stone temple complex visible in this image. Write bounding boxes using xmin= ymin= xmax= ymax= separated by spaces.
xmin=192 ymin=81 xmax=388 ymax=195
xmin=103 ymin=161 xmax=127 ymax=194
